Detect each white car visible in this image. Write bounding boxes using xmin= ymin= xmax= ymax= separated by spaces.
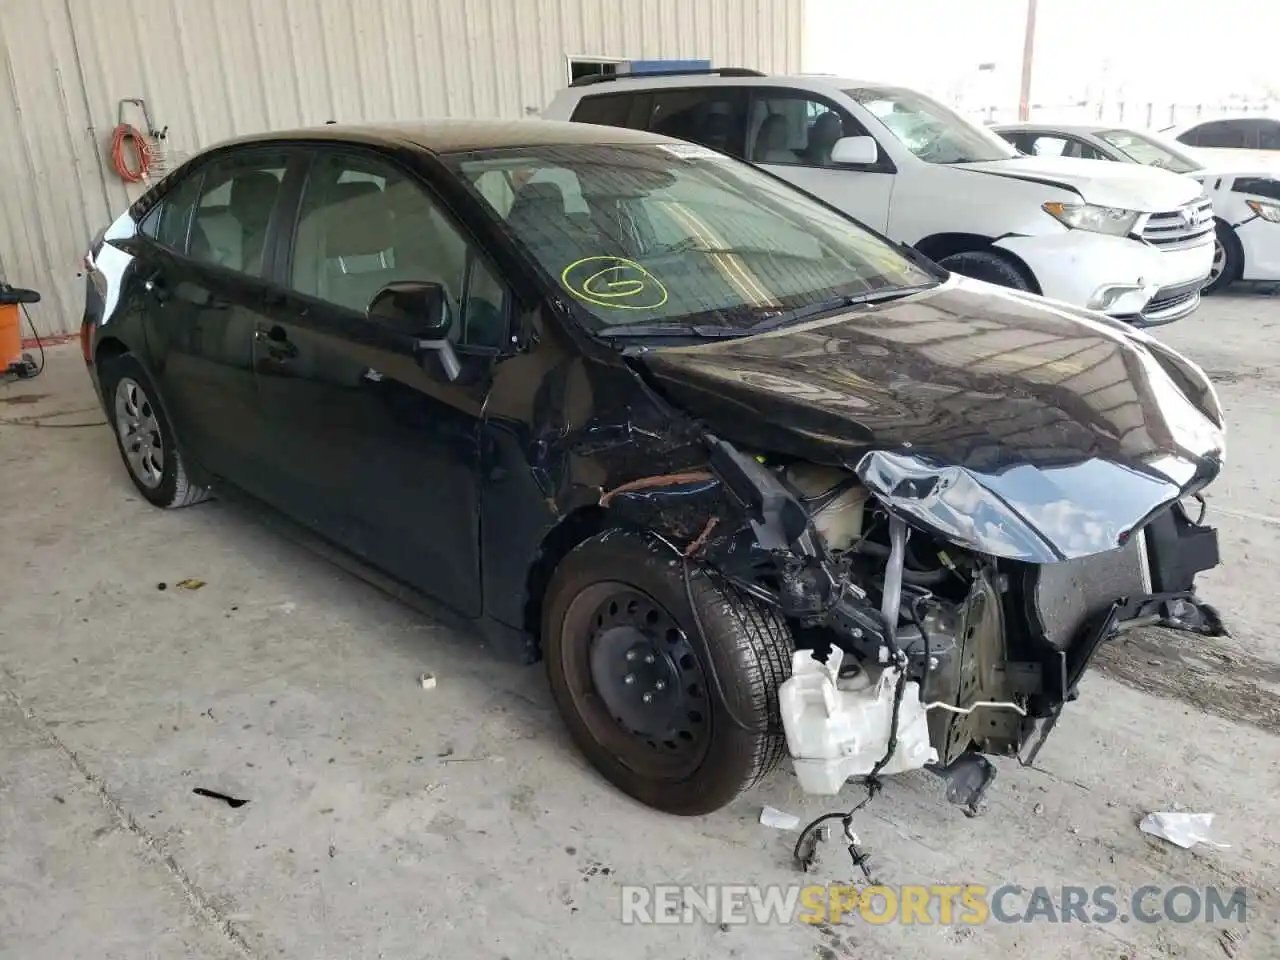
xmin=1165 ymin=116 xmax=1280 ymax=154
xmin=544 ymin=69 xmax=1214 ymax=326
xmin=994 ymin=123 xmax=1280 ymax=292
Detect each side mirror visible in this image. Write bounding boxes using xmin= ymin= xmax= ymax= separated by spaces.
xmin=829 ymin=135 xmax=880 ymax=166
xmin=367 ymin=281 xmax=460 ymax=382
xmin=367 ymin=281 xmax=451 ymax=339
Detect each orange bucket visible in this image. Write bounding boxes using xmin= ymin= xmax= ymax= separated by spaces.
xmin=0 ymin=304 xmax=21 ymax=370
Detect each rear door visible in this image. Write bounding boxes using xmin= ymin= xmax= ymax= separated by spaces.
xmin=744 ymin=88 xmax=895 ymax=232
xmin=140 ymin=147 xmax=303 ymax=492
xmin=251 ymin=147 xmax=508 ymax=615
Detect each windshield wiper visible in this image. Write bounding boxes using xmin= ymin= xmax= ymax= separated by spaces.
xmin=741 ymin=282 xmax=941 ymax=334
xmin=594 ymin=322 xmax=748 ymax=339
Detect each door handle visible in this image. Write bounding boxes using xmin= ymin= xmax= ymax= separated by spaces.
xmin=255 ymin=325 xmax=298 ymax=360
xmin=144 ymin=274 xmax=170 ymax=304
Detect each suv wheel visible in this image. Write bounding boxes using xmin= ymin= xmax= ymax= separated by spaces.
xmin=1203 ymin=220 xmax=1243 ymax=294
xmin=937 ymin=249 xmax=1032 ymax=291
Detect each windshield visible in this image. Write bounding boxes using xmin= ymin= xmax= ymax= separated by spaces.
xmin=443 ymin=143 xmax=935 ymax=335
xmin=1096 ymin=129 xmax=1203 ymax=174
xmin=846 ymin=86 xmax=1017 ymax=164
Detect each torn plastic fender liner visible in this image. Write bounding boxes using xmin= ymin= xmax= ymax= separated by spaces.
xmin=854 ymin=448 xmax=1220 ymax=564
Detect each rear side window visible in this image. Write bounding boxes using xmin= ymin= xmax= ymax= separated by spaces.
xmin=571 ymin=86 xmax=749 ymax=158
xmin=571 ymin=93 xmax=639 ymax=128
xmin=647 ymin=88 xmax=748 ymax=157
xmin=148 ymin=173 xmax=204 ymax=251
xmin=1179 ymin=120 xmax=1246 ymax=148
xmin=188 ymin=152 xmax=289 ymax=276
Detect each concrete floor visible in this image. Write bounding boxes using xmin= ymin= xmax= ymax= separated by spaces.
xmin=2 ymin=294 xmax=1279 ymax=960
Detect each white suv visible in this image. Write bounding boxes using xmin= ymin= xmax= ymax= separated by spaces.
xmin=544 ymin=70 xmax=1215 ymax=326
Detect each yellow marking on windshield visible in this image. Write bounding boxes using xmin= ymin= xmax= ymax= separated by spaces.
xmin=561 ymin=256 xmax=669 ymax=310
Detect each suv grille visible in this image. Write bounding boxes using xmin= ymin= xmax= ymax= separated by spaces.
xmin=1141 ymin=197 xmax=1214 ymax=250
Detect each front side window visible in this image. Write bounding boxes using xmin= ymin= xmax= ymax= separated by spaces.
xmin=1096 ymin=130 xmax=1201 ymax=173
xmin=188 ymin=153 xmax=288 ymax=276
xmin=289 ymin=153 xmax=507 ymax=348
xmin=847 ymin=86 xmax=1016 ymax=164
xmin=747 ymin=92 xmax=868 ymax=167
xmin=1022 ymin=135 xmax=1106 ymax=161
xmin=446 ymin=144 xmax=935 ymax=335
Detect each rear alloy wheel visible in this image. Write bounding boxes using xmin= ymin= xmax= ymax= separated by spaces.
xmin=544 ymin=530 xmax=792 ymax=815
xmin=100 ymin=354 xmax=210 ymax=509
xmin=936 ymin=249 xmax=1033 ymax=291
xmin=1203 ymin=220 xmax=1243 ymax=294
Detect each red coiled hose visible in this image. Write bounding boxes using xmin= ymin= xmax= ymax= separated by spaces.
xmin=110 ymin=124 xmax=153 ymax=183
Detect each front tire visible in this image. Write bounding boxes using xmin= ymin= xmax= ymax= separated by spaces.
xmin=937 ymin=249 xmax=1033 ymax=291
xmin=543 ymin=530 xmax=791 ymax=815
xmin=99 ymin=354 xmax=210 ymax=509
xmin=1203 ymin=219 xmax=1243 ymax=294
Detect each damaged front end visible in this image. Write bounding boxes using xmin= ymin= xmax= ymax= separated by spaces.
xmin=602 ymin=431 xmax=1225 ymax=814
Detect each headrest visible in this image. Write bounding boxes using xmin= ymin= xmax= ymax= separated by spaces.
xmin=811 ymin=111 xmax=842 ymax=142
xmin=507 ymin=182 xmax=566 ymax=224
xmin=322 ymin=189 xmax=394 ymax=258
xmin=758 ymin=113 xmax=788 ymax=146
xmin=229 ymin=172 xmax=280 ymax=218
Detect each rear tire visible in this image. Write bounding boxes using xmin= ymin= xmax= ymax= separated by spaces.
xmin=99 ymin=353 xmax=210 ymax=509
xmin=1203 ymin=220 xmax=1243 ymax=294
xmin=937 ymin=249 xmax=1033 ymax=291
xmin=543 ymin=530 xmax=792 ymax=815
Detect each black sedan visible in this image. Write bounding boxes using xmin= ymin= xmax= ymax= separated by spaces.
xmin=83 ymin=120 xmax=1226 ymax=816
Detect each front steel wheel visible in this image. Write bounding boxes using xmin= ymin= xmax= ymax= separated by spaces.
xmin=543 ymin=530 xmax=792 ymax=815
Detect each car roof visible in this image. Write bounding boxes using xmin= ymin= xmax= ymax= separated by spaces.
xmin=562 ymin=72 xmax=877 ymax=95
xmin=992 ymin=122 xmax=1116 ymax=136
xmin=213 ymin=118 xmax=681 ymax=155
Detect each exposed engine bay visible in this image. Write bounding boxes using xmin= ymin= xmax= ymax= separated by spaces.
xmin=602 ymin=432 xmax=1225 ymax=817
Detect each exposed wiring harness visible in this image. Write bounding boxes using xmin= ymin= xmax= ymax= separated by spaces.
xmin=110 ymin=124 xmax=155 ymax=183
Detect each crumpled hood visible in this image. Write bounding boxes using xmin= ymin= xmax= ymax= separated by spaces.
xmin=637 ymin=278 xmax=1226 ymax=563
xmin=961 ymin=155 xmax=1204 ymax=211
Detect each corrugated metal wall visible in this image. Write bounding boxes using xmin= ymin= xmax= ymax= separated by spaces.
xmin=0 ymin=0 xmax=803 ymax=335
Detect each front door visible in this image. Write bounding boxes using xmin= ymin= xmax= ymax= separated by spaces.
xmin=251 ymin=149 xmax=511 ymax=616
xmin=746 ymin=89 xmax=895 ymax=233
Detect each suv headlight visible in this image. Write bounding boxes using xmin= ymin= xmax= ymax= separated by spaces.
xmin=1042 ymin=201 xmax=1141 ymax=237
xmin=1246 ymin=198 xmax=1280 ymax=223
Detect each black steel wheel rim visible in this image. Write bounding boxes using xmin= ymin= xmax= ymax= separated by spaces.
xmin=560 ymin=581 xmax=712 ymax=780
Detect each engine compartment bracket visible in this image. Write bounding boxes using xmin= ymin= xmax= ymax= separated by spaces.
xmin=929 ymin=750 xmax=999 ymax=817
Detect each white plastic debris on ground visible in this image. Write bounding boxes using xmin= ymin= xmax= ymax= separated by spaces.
xmin=779 ymin=647 xmax=937 ymax=795
xmin=759 ymin=806 xmax=801 ymax=830
xmin=1139 ymin=812 xmax=1229 ymax=849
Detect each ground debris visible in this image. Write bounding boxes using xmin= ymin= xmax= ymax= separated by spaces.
xmin=192 ymin=787 xmax=249 ymax=809
xmin=760 ymin=805 xmax=800 ymax=830
xmin=1139 ymin=811 xmax=1227 ymax=849
xmin=174 ymin=578 xmax=206 ymax=590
